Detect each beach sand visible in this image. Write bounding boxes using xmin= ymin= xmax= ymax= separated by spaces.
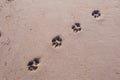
xmin=0 ymin=0 xmax=120 ymax=80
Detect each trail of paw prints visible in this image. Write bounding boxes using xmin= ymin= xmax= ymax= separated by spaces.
xmin=72 ymin=23 xmax=82 ymax=32
xmin=52 ymin=35 xmax=62 ymax=48
xmin=27 ymin=58 xmax=40 ymax=71
xmin=92 ymin=10 xmax=101 ymax=18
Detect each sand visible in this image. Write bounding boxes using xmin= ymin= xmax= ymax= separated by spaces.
xmin=0 ymin=0 xmax=120 ymax=80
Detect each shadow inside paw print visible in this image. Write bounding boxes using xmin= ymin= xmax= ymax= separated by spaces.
xmin=92 ymin=10 xmax=101 ymax=18
xmin=6 ymin=0 xmax=14 ymax=3
xmin=72 ymin=23 xmax=82 ymax=32
xmin=7 ymin=0 xmax=14 ymax=2
xmin=52 ymin=35 xmax=62 ymax=48
xmin=27 ymin=58 xmax=40 ymax=71
xmin=0 ymin=31 xmax=1 ymax=38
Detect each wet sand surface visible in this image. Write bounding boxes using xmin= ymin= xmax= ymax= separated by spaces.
xmin=0 ymin=0 xmax=120 ymax=80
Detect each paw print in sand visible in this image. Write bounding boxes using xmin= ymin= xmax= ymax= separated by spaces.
xmin=27 ymin=58 xmax=40 ymax=71
xmin=72 ymin=23 xmax=82 ymax=32
xmin=52 ymin=35 xmax=62 ymax=48
xmin=92 ymin=10 xmax=101 ymax=18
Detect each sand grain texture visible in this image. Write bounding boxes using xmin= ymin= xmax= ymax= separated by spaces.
xmin=0 ymin=0 xmax=120 ymax=80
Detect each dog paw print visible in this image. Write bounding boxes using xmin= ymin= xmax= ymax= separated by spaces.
xmin=52 ymin=35 xmax=62 ymax=48
xmin=27 ymin=58 xmax=40 ymax=71
xmin=72 ymin=23 xmax=82 ymax=32
xmin=92 ymin=10 xmax=101 ymax=18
